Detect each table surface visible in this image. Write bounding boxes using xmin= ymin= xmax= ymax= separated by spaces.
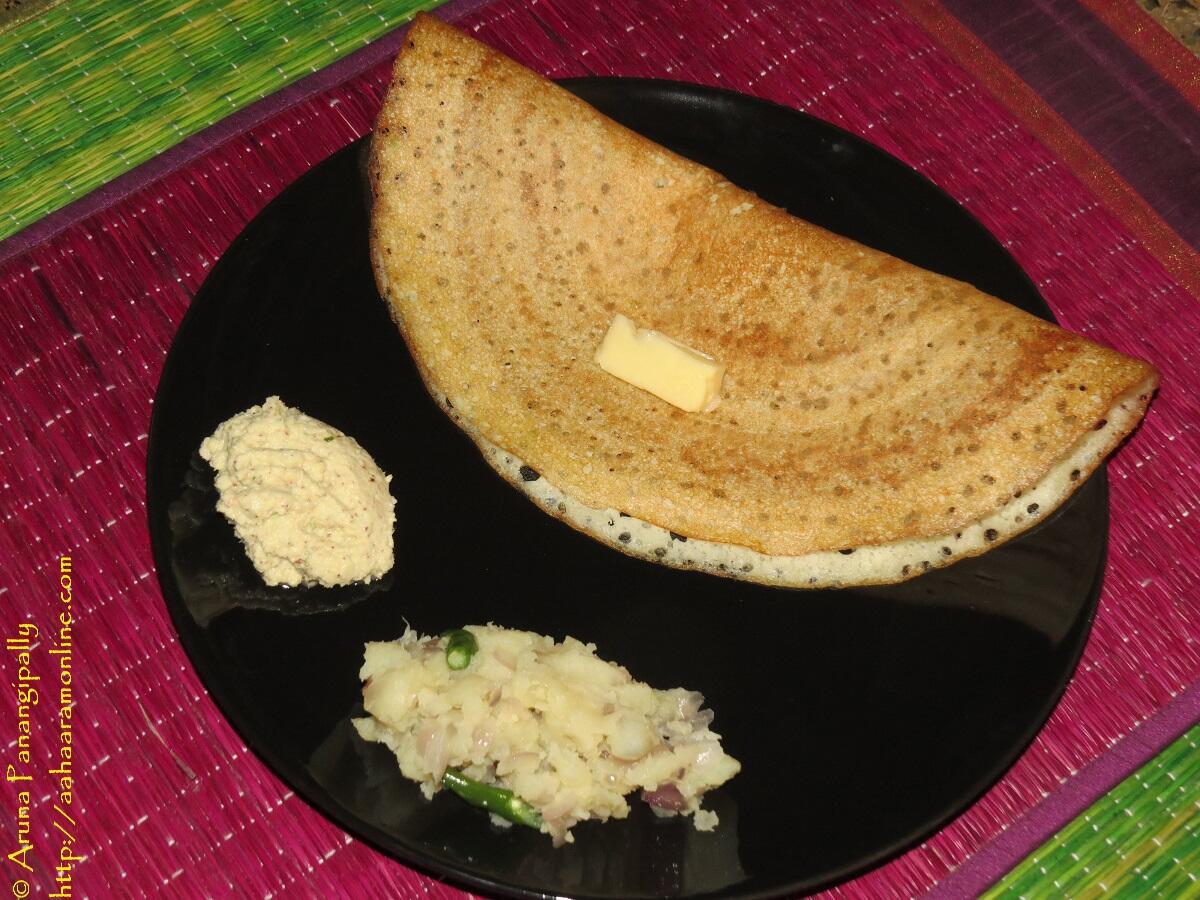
xmin=0 ymin=0 xmax=1197 ymax=897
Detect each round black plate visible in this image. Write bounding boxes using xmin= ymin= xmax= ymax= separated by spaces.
xmin=147 ymin=80 xmax=1107 ymax=899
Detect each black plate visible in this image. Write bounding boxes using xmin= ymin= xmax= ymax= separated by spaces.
xmin=147 ymin=80 xmax=1107 ymax=899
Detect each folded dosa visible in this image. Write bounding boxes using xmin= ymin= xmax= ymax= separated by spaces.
xmin=368 ymin=15 xmax=1158 ymax=587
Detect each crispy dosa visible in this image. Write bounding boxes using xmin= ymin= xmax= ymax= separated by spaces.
xmin=368 ymin=15 xmax=1158 ymax=587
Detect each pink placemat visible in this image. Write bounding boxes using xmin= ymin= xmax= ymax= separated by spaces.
xmin=0 ymin=0 xmax=1196 ymax=896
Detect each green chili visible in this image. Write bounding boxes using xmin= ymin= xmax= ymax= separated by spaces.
xmin=441 ymin=628 xmax=478 ymax=670
xmin=442 ymin=768 xmax=543 ymax=829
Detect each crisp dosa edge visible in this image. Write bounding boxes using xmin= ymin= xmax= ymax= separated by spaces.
xmin=367 ymin=15 xmax=1159 ymax=588
xmin=424 ymin=378 xmax=1152 ymax=587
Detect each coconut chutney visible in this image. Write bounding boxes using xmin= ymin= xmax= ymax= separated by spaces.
xmin=199 ymin=396 xmax=396 ymax=587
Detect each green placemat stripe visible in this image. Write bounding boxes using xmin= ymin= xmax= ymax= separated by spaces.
xmin=985 ymin=724 xmax=1200 ymax=897
xmin=0 ymin=0 xmax=445 ymax=243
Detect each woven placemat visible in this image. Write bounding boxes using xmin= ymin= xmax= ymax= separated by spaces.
xmin=0 ymin=0 xmax=450 ymax=245
xmin=0 ymin=0 xmax=1196 ymax=896
xmin=988 ymin=720 xmax=1200 ymax=896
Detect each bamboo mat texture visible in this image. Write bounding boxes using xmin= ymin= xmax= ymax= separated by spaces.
xmin=0 ymin=0 xmax=447 ymax=244
xmin=987 ymin=722 xmax=1200 ymax=897
xmin=0 ymin=0 xmax=1198 ymax=897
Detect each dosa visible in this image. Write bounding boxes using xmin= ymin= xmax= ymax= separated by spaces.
xmin=368 ymin=15 xmax=1157 ymax=587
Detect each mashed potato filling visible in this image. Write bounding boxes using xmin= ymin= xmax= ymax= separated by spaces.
xmin=353 ymin=625 xmax=740 ymax=845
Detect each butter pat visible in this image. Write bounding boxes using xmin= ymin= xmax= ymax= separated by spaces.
xmin=594 ymin=314 xmax=725 ymax=412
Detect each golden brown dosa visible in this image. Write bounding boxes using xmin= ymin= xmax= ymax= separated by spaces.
xmin=367 ymin=15 xmax=1158 ymax=587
